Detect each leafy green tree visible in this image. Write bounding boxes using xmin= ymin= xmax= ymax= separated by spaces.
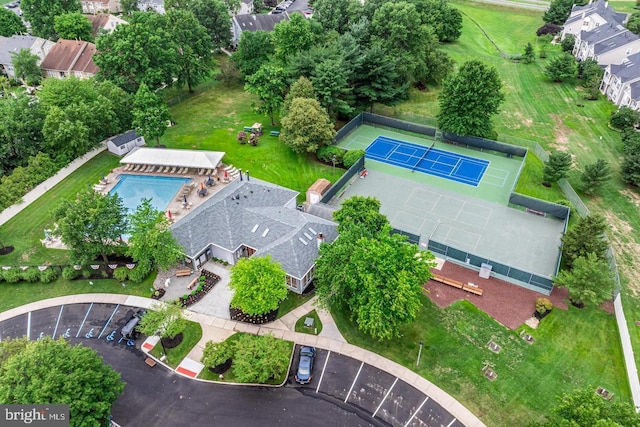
xmin=54 ymin=12 xmax=93 ymax=41
xmin=580 ymin=159 xmax=611 ymax=194
xmin=137 ymin=303 xmax=187 ymax=343
xmin=94 ymin=12 xmax=178 ymax=93
xmin=166 ymin=9 xmax=213 ymax=93
xmin=579 ymin=58 xmax=604 ymax=100
xmin=561 ymin=213 xmax=609 ymax=269
xmin=545 ymin=52 xmax=577 ymax=82
xmin=21 ymin=0 xmax=81 ymax=39
xmin=281 ymin=76 xmax=316 ymax=117
xmin=313 ymin=0 xmax=361 ymax=34
xmin=333 ymin=196 xmax=388 ymax=235
xmin=245 ymin=62 xmax=287 ymax=125
xmin=560 ymin=34 xmax=575 ymax=52
xmin=523 ymin=42 xmax=535 ymax=63
xmin=416 ymin=0 xmax=463 ymax=42
xmin=280 ymin=97 xmax=336 ymax=153
xmin=610 ymin=106 xmax=640 ymax=130
xmin=0 ymin=337 xmax=124 ymax=425
xmin=554 ymin=253 xmax=614 ymax=307
xmin=543 ymin=0 xmax=578 ymax=25
xmin=11 ymin=49 xmax=42 ymax=86
xmin=354 ymin=42 xmax=407 ymax=112
xmin=312 ymin=57 xmax=354 ymax=118
xmin=201 ymin=337 xmax=235 ymax=369
xmin=437 ymin=60 xmax=504 ymax=139
xmin=188 ymin=0 xmax=232 ymax=49
xmin=229 ymin=255 xmax=287 ymax=315
xmin=543 ymin=150 xmax=572 ymax=182
xmin=52 ymin=189 xmax=128 ymax=265
xmin=621 ymin=152 xmax=640 ymax=186
xmin=0 ymin=94 xmax=45 ymax=175
xmin=0 ymin=7 xmax=27 ymax=36
xmin=127 ymin=199 xmax=183 ymax=271
xmin=233 ymin=30 xmax=275 ymax=78
xmin=42 ymin=105 xmax=91 ymax=164
xmin=120 ymin=0 xmax=139 ymax=14
xmin=217 ymin=56 xmax=240 ymax=87
xmin=626 ymin=12 xmax=640 ymax=34
xmin=132 ymin=83 xmax=171 ymax=146
xmin=232 ymin=333 xmax=291 ymax=383
xmin=622 ymin=128 xmax=640 ymax=155
xmin=272 ymin=12 xmax=316 ymax=64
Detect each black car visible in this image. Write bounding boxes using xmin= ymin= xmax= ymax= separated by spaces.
xmin=295 ymin=346 xmax=316 ymax=384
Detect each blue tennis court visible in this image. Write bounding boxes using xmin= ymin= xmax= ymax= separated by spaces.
xmin=365 ymin=136 xmax=489 ymax=186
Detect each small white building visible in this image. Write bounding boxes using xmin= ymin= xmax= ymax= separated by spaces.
xmin=107 ymin=130 xmax=145 ymax=156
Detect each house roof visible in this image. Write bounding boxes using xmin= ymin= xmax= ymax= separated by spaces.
xmin=0 ymin=36 xmax=38 ymax=66
xmin=233 ymin=13 xmax=290 ymax=32
xmin=593 ymin=30 xmax=639 ymax=55
xmin=610 ymin=52 xmax=640 ymax=82
xmin=39 ymin=40 xmax=98 ymax=74
xmin=580 ymin=23 xmax=623 ymax=44
xmin=630 ymin=80 xmax=640 ymax=100
xmin=86 ymin=13 xmax=110 ymax=35
xmin=120 ymin=147 xmax=225 ymax=169
xmin=171 ymin=178 xmax=338 ymax=279
xmin=110 ymin=130 xmax=139 ymax=147
xmin=567 ymin=0 xmax=627 ymax=26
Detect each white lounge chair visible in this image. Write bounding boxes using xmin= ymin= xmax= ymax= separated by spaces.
xmin=198 ymin=168 xmax=205 ymax=175
xmin=123 ymin=164 xmax=131 ymax=171
xmin=150 ymin=166 xmax=158 ymax=172
xmin=145 ymin=165 xmax=153 ymax=172
xmin=205 ymin=169 xmax=212 ymax=175
xmin=163 ymin=166 xmax=170 ymax=173
xmin=179 ymin=167 xmax=187 ymax=174
xmin=170 ymin=167 xmax=177 ymax=173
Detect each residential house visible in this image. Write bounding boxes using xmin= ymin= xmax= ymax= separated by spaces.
xmin=231 ymin=12 xmax=290 ymax=48
xmin=80 ymin=0 xmax=121 ymax=14
xmin=138 ymin=0 xmax=165 ymax=14
xmin=86 ymin=13 xmax=128 ymax=36
xmin=39 ymin=40 xmax=98 ymax=79
xmin=107 ymin=130 xmax=145 ymax=156
xmin=601 ymin=52 xmax=640 ymax=110
xmin=238 ymin=0 xmax=254 ymax=15
xmin=561 ymin=0 xmax=628 ymax=40
xmin=171 ymin=178 xmax=339 ymax=294
xmin=0 ymin=35 xmax=54 ymax=79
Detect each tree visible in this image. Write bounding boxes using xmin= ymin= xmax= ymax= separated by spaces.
xmin=437 ymin=60 xmax=504 ymax=139
xmin=0 ymin=94 xmax=45 ymax=175
xmin=536 ymin=23 xmax=561 ymax=36
xmin=272 ymin=12 xmax=316 ymax=64
xmin=42 ymin=105 xmax=91 ymax=165
xmin=622 ymin=153 xmax=640 ymax=186
xmin=166 ymin=9 xmax=213 ymax=93
xmin=312 ymin=57 xmax=354 ymax=118
xmin=580 ymin=159 xmax=611 ymax=194
xmin=11 ymin=49 xmax=42 ymax=87
xmin=188 ymin=0 xmax=232 ymax=49
xmin=244 ymin=62 xmax=287 ymax=125
xmin=627 ymin=12 xmax=640 ymax=34
xmin=94 ymin=12 xmax=178 ymax=93
xmin=622 ymin=128 xmax=640 ymax=155
xmin=354 ymin=42 xmax=407 ymax=112
xmin=132 ymin=83 xmax=171 ymax=146
xmin=416 ymin=0 xmax=463 ymax=42
xmin=217 ymin=56 xmax=240 ymax=87
xmin=0 ymin=337 xmax=124 ymax=425
xmin=232 ymin=333 xmax=291 ymax=383
xmin=610 ymin=106 xmax=640 ymax=130
xmin=137 ymin=303 xmax=187 ymax=344
xmin=580 ymin=58 xmax=603 ymax=100
xmin=201 ymin=337 xmax=235 ymax=369
xmin=560 ymin=34 xmax=575 ymax=52
xmin=54 ymin=12 xmax=93 ymax=41
xmin=543 ymin=0 xmax=577 ymax=25
xmin=127 ymin=199 xmax=184 ymax=271
xmin=333 ymin=196 xmax=388 ymax=235
xmin=0 ymin=7 xmax=27 ymax=36
xmin=554 ymin=253 xmax=614 ymax=307
xmin=561 ymin=213 xmax=609 ymax=269
xmin=280 ymin=97 xmax=336 ymax=153
xmin=523 ymin=42 xmax=535 ymax=63
xmin=52 ymin=189 xmax=128 ymax=265
xmin=281 ymin=76 xmax=316 ymax=117
xmin=120 ymin=0 xmax=138 ymax=14
xmin=21 ymin=0 xmax=81 ymax=39
xmin=543 ymin=150 xmax=572 ymax=182
xmin=233 ymin=30 xmax=275 ymax=78
xmin=313 ymin=0 xmax=360 ymax=34
xmin=545 ymin=52 xmax=577 ymax=82
xmin=229 ymin=255 xmax=288 ymax=315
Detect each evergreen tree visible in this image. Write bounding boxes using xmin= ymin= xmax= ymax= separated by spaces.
xmin=561 ymin=214 xmax=609 ymax=269
xmin=523 ymin=42 xmax=535 ymax=63
xmin=580 ymin=159 xmax=611 ymax=194
xmin=543 ymin=150 xmax=572 ymax=182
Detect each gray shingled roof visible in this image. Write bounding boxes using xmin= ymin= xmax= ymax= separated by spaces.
xmin=610 ymin=52 xmax=640 ymax=82
xmin=568 ymin=0 xmax=628 ymax=26
xmin=234 ymin=13 xmax=289 ymax=32
xmin=171 ymin=178 xmax=338 ymax=278
xmin=594 ymin=30 xmax=639 ymax=55
xmin=0 ymin=36 xmax=37 ymax=66
xmin=110 ymin=130 xmax=138 ymax=147
xmin=630 ymin=81 xmax=640 ymax=100
xmin=580 ymin=23 xmax=623 ymax=43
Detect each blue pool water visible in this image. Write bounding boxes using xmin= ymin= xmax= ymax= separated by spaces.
xmin=110 ymin=174 xmax=191 ymax=213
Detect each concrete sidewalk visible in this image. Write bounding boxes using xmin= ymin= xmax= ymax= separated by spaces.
xmin=2 ymin=293 xmax=486 ymax=427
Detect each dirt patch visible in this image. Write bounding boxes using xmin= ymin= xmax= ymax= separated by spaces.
xmin=20 ymin=248 xmax=35 ymax=262
xmin=621 ymin=188 xmax=640 ymax=208
xmin=601 ymin=209 xmax=640 ymax=296
xmin=549 ymin=114 xmax=573 ymax=151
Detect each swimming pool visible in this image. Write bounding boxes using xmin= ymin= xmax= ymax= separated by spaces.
xmin=110 ymin=174 xmax=192 ymax=213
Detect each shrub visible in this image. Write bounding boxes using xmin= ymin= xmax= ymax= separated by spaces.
xmin=610 ymin=107 xmax=640 ymax=131
xmin=554 ymin=198 xmax=575 ymax=215
xmin=4 ymin=268 xmax=21 ymax=283
xmin=21 ymin=267 xmax=41 ymax=282
xmin=62 ymin=266 xmax=80 ymax=280
xmin=113 ymin=267 xmax=129 ymax=282
xmin=343 ymin=149 xmax=365 ymax=168
xmin=127 ymin=265 xmax=149 ymax=283
xmin=201 ymin=339 xmax=236 ymax=369
xmin=560 ymin=35 xmax=575 ymax=53
xmin=81 ymin=269 xmax=92 ymax=279
xmin=536 ymin=23 xmax=561 ymax=36
xmin=40 ymin=268 xmax=59 ymax=283
xmin=316 ymin=145 xmax=346 ymax=165
xmin=536 ymin=297 xmax=553 ymax=314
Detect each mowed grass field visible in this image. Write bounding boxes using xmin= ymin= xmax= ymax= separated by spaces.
xmin=379 ymin=0 xmax=640 ymax=383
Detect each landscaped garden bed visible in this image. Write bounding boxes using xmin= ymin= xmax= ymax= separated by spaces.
xmin=174 ymin=269 xmax=220 ymax=308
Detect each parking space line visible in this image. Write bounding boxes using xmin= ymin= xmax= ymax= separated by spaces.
xmin=76 ymin=303 xmax=93 ymax=338
xmin=446 ymin=417 xmax=457 ymax=427
xmin=52 ymin=306 xmax=64 ymax=338
xmin=373 ymin=377 xmax=398 ymax=417
xmin=315 ymin=350 xmax=331 ymax=393
xmin=98 ymin=305 xmax=120 ymax=339
xmin=344 ymin=361 xmax=364 ymax=403
xmin=27 ymin=312 xmax=31 ymax=340
xmin=403 ymin=396 xmax=429 ymax=427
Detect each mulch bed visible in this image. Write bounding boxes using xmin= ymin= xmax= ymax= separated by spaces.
xmin=425 ymin=261 xmax=571 ymax=330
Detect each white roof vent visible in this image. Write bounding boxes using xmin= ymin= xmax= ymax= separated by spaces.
xmin=262 ymin=228 xmax=270 ymax=237
xmin=298 ymin=237 xmax=308 ymax=245
xmin=308 ymin=227 xmax=317 ymax=235
xmin=251 ymin=224 xmax=259 ymax=233
xmin=303 ymin=232 xmax=313 ymax=240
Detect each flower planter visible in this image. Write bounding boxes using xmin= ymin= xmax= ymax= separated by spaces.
xmin=175 ymin=270 xmax=220 ymax=308
xmin=229 ymin=307 xmax=278 ymax=324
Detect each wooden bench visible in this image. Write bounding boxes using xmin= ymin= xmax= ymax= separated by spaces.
xmin=187 ymin=276 xmax=199 ymax=290
xmin=145 ymin=357 xmax=157 ymax=367
xmin=243 ymin=126 xmax=253 ymax=132
xmin=176 ymin=269 xmax=192 ymax=277
xmin=432 ymin=274 xmax=483 ymax=296
xmin=463 ymin=284 xmax=484 ymax=296
xmin=270 ymin=130 xmax=280 ymax=136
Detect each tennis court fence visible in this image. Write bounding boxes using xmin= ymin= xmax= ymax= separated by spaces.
xmin=321 ymin=155 xmax=365 ymax=204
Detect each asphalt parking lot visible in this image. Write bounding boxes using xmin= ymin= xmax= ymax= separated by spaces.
xmin=0 ymin=304 xmax=464 ymax=427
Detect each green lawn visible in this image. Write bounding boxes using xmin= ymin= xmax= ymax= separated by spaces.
xmin=332 ymin=296 xmax=627 ymax=426
xmin=294 ymin=309 xmax=323 ymax=335
xmin=149 ymin=320 xmax=203 ymax=367
xmin=276 ymin=290 xmax=314 ymax=319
